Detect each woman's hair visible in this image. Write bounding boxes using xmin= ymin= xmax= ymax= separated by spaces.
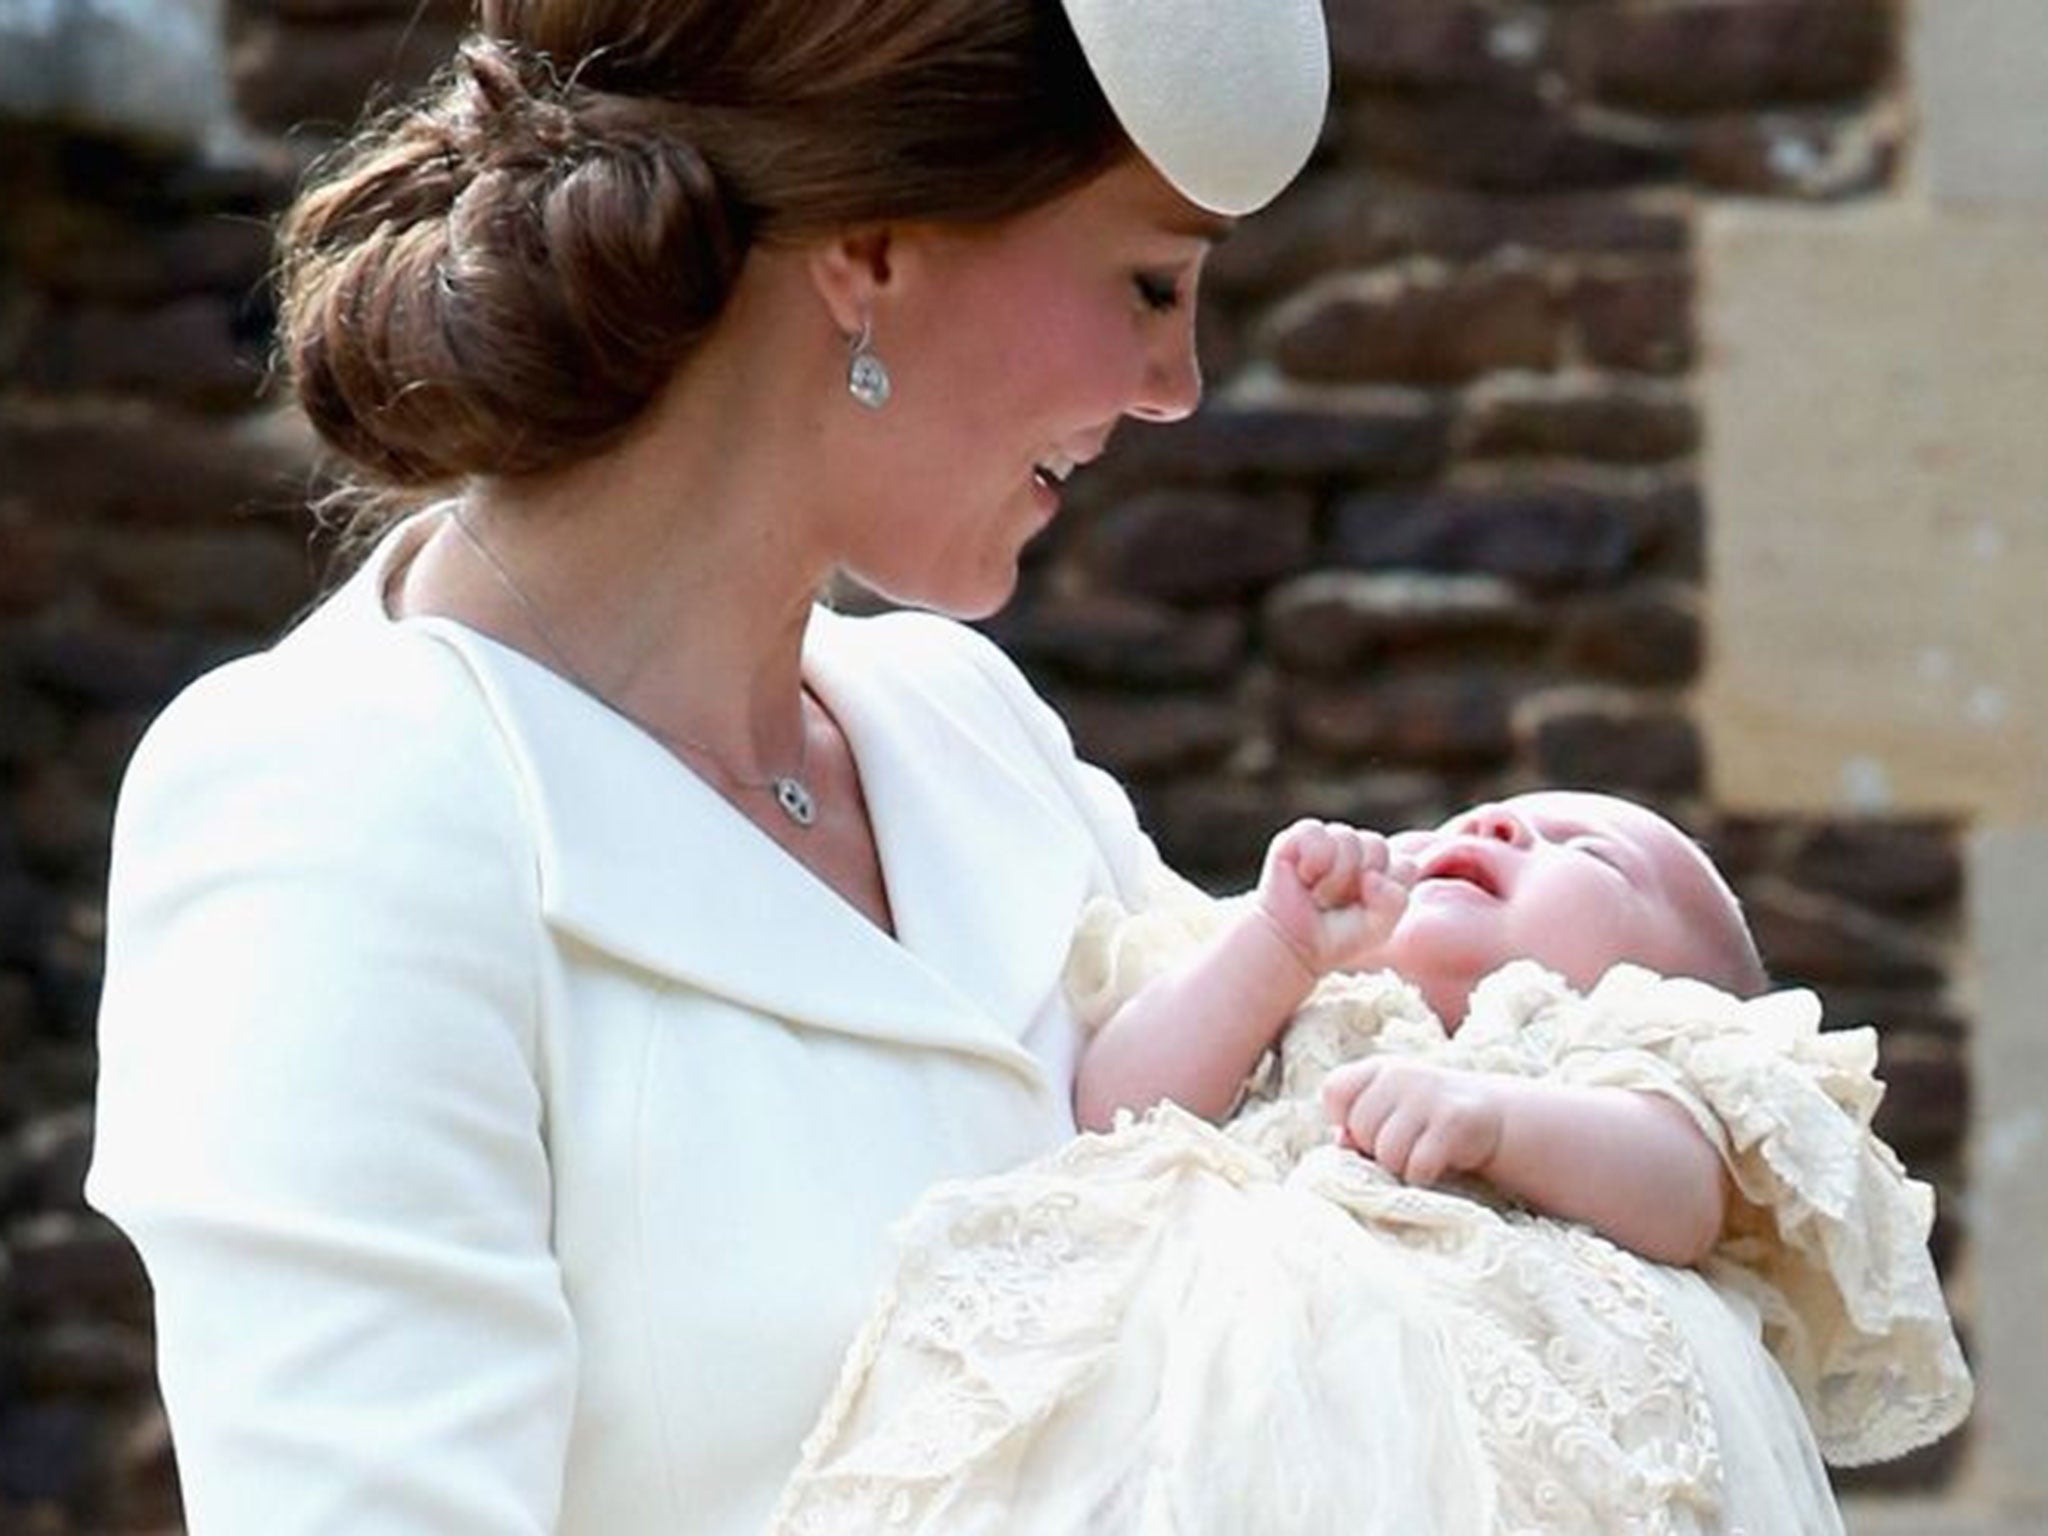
xmin=278 ymin=0 xmax=1128 ymax=507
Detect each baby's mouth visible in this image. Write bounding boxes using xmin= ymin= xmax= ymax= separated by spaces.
xmin=1416 ymin=846 xmax=1501 ymax=897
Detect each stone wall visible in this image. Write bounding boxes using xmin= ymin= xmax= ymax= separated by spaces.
xmin=0 ymin=0 xmax=1975 ymax=1528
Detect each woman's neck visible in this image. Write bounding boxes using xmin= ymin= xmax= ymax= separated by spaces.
xmin=398 ymin=368 xmax=832 ymax=779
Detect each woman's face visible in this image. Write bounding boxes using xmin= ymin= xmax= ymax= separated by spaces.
xmin=827 ymin=157 xmax=1227 ymax=618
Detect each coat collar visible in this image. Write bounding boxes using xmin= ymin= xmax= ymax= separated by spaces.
xmin=355 ymin=533 xmax=1088 ymax=1090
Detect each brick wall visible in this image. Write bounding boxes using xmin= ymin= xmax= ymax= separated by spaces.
xmin=0 ymin=0 xmax=1970 ymax=1527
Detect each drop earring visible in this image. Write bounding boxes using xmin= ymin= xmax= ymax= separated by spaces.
xmin=846 ymin=315 xmax=892 ymax=410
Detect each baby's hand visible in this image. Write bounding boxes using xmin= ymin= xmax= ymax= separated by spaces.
xmin=1321 ymin=1059 xmax=1505 ymax=1187
xmin=1255 ymin=819 xmax=1412 ymax=978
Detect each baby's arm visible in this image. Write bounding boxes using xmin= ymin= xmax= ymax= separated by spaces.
xmin=1321 ymin=1061 xmax=1727 ymax=1266
xmin=1073 ymin=821 xmax=1409 ymax=1134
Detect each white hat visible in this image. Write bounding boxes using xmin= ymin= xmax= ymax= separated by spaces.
xmin=1061 ymin=0 xmax=1329 ymax=216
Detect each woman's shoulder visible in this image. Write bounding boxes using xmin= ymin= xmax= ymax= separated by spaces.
xmin=123 ymin=583 xmax=520 ymax=840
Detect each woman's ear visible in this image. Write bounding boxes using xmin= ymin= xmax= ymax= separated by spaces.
xmin=807 ymin=227 xmax=896 ymax=335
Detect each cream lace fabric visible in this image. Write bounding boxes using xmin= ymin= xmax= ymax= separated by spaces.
xmin=768 ymin=876 xmax=1970 ymax=1535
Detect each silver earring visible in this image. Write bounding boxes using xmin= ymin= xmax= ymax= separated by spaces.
xmin=847 ymin=316 xmax=892 ymax=410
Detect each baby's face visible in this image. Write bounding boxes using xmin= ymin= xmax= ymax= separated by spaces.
xmin=1378 ymin=791 xmax=1743 ymax=1024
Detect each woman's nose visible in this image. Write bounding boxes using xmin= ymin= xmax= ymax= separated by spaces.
xmin=1463 ymin=804 xmax=1531 ymax=847
xmin=1128 ymin=316 xmax=1203 ymax=423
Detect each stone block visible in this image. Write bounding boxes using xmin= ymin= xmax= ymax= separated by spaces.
xmin=1633 ymin=477 xmax=1704 ymax=581
xmin=1555 ymin=582 xmax=1703 ymax=685
xmin=17 ymin=297 xmax=262 ymax=409
xmin=1331 ymin=479 xmax=1646 ymax=590
xmin=1278 ymin=771 xmax=1455 ymax=839
xmin=0 ymin=1046 xmax=96 ymax=1139
xmin=1570 ymin=262 xmax=1696 ymax=374
xmin=1684 ymin=108 xmax=1903 ymax=200
xmin=1078 ymin=488 xmax=1314 ymax=605
xmin=15 ymin=620 xmax=232 ymax=712
xmin=1696 ymin=813 xmax=1784 ymax=882
xmin=1923 ymin=1164 xmax=1964 ymax=1278
xmin=88 ymin=527 xmax=314 ymax=632
xmin=233 ymin=0 xmax=467 ymax=18
xmin=0 ymin=0 xmax=231 ymax=149
xmin=987 ymin=593 xmax=1244 ymax=689
xmin=104 ymin=1402 xmax=182 ymax=1533
xmin=11 ymin=762 xmax=113 ymax=880
xmin=3 ymin=1109 xmax=91 ymax=1218
xmin=1560 ymin=0 xmax=1892 ymax=115
xmin=1056 ymin=691 xmax=1244 ymax=781
xmin=16 ymin=210 xmax=277 ymax=305
xmin=1282 ymin=666 xmax=1517 ymax=767
xmin=1344 ymin=93 xmax=1684 ymax=192
xmin=1209 ymin=175 xmax=1685 ymax=300
xmin=1520 ymin=688 xmax=1704 ymax=795
xmin=1150 ymin=770 xmax=1451 ymax=878
xmin=1102 ymin=397 xmax=1452 ymax=489
xmin=153 ymin=134 xmax=304 ymax=216
xmin=0 ymin=401 xmax=317 ymax=526
xmin=0 ymin=507 xmax=79 ymax=621
xmin=0 ymin=1398 xmax=96 ymax=1512
xmin=1263 ymin=570 xmax=1544 ymax=676
xmin=1144 ymin=777 xmax=1288 ymax=877
xmin=1870 ymin=1031 xmax=1969 ymax=1160
xmin=0 ymin=873 xmax=51 ymax=969
xmin=1459 ymin=375 xmax=1699 ymax=463
xmin=5 ymin=1213 xmax=151 ymax=1326
xmin=1266 ymin=258 xmax=1560 ymax=386
xmin=1813 ymin=987 xmax=1966 ymax=1040
xmin=1920 ymin=0 xmax=2048 ymax=207
xmin=1206 ymin=175 xmax=1407 ymax=297
xmin=12 ymin=1320 xmax=156 ymax=1395
xmin=0 ymin=973 xmax=38 ymax=1058
xmin=230 ymin=12 xmax=466 ymax=134
xmin=66 ymin=712 xmax=153 ymax=799
xmin=1743 ymin=878 xmax=1948 ymax=989
xmin=1783 ymin=820 xmax=1965 ymax=911
xmin=1828 ymin=1419 xmax=1967 ymax=1494
xmin=1327 ymin=0 xmax=1547 ymax=90
xmin=37 ymin=920 xmax=107 ymax=1041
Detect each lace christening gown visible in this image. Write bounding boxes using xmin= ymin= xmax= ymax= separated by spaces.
xmin=769 ymin=880 xmax=1972 ymax=1536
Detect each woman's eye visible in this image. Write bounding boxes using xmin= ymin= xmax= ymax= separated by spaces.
xmin=1133 ymin=273 xmax=1182 ymax=313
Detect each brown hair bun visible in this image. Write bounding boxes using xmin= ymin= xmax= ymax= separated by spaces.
xmin=280 ymin=2 xmax=1129 ymax=507
xmin=279 ymin=37 xmax=742 ymax=488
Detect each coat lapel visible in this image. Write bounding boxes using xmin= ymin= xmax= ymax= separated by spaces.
xmin=412 ymin=611 xmax=1091 ymax=1090
xmin=804 ymin=610 xmax=1093 ymax=1050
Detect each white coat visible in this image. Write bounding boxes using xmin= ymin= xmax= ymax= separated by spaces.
xmin=86 ymin=519 xmax=1160 ymax=1535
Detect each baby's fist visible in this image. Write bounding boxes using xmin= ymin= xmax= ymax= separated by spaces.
xmin=1256 ymin=820 xmax=1412 ymax=977
xmin=1322 ymin=1058 xmax=1505 ymax=1187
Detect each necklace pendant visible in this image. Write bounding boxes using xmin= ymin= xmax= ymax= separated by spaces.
xmin=774 ymin=776 xmax=817 ymax=827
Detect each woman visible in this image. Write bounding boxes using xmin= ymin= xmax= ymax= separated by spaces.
xmin=86 ymin=1 xmax=1329 ymax=1532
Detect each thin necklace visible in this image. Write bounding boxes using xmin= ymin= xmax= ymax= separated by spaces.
xmin=449 ymin=504 xmax=819 ymax=829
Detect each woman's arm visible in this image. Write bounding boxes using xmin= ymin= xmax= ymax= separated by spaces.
xmin=87 ymin=645 xmax=577 ymax=1534
xmin=1323 ymin=1060 xmax=1728 ymax=1265
xmin=1074 ymin=822 xmax=1409 ymax=1132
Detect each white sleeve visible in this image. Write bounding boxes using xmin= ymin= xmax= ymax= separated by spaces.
xmin=86 ymin=641 xmax=577 ymax=1535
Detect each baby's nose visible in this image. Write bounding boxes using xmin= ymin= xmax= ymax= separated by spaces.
xmin=1465 ymin=804 xmax=1531 ymax=847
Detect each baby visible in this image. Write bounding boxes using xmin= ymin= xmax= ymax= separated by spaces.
xmin=1077 ymin=789 xmax=1767 ymax=1264
xmin=773 ymin=792 xmax=1970 ymax=1536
